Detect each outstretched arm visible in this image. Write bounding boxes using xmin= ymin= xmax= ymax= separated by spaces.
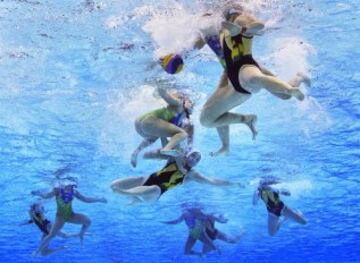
xmin=162 ymin=215 xmax=184 ymax=225
xmin=187 ymin=171 xmax=241 ymax=187
xmin=209 ymin=213 xmax=228 ymax=224
xmin=74 ymin=191 xmax=107 ymax=204
xmin=157 ymin=87 xmax=183 ymax=107
xmin=252 ymin=189 xmax=260 ymax=205
xmin=19 ymin=220 xmax=33 ymax=226
xmin=31 ymin=189 xmax=55 ymax=199
xmin=193 ymin=35 xmax=206 ymax=50
xmin=280 ymin=188 xmax=291 ymax=196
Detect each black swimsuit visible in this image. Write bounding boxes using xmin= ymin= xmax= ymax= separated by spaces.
xmin=260 ymin=189 xmax=285 ymax=217
xmin=222 ymin=34 xmax=260 ymax=94
xmin=29 ymin=212 xmax=51 ymax=235
xmin=143 ymin=162 xmax=186 ymax=195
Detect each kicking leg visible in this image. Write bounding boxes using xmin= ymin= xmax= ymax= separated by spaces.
xmin=141 ymin=117 xmax=187 ymax=154
xmin=131 ymin=138 xmax=157 ymax=167
xmin=210 ymin=126 xmax=229 ymax=157
xmin=216 ymin=230 xmax=241 ymax=244
xmin=282 ymin=206 xmax=307 ymax=225
xmin=199 ymin=233 xmax=218 ymax=254
xmin=34 ymin=216 xmax=65 ymax=256
xmin=116 ymin=185 xmax=162 ymax=202
xmin=111 ymin=176 xmax=147 ymax=193
xmin=267 ymin=212 xmax=281 ymax=236
xmin=67 ymin=213 xmax=91 ymax=246
xmin=240 ymin=66 xmax=305 ymax=101
xmin=288 ymin=72 xmax=311 ymax=88
xmin=184 ymin=235 xmax=201 ymax=257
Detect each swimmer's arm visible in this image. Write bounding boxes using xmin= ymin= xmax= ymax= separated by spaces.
xmin=280 ymin=188 xmax=291 ymax=196
xmin=186 ymin=171 xmax=236 ymax=186
xmin=143 ymin=149 xmax=169 ymax=160
xmin=31 ymin=189 xmax=55 ymax=199
xmin=252 ymin=190 xmax=260 ymax=205
xmin=244 ymin=21 xmax=265 ymax=36
xmin=158 ymin=87 xmax=182 ymax=107
xmin=183 ymin=122 xmax=194 ymax=147
xmin=162 ymin=215 xmax=184 ymax=225
xmin=210 ymin=214 xmax=228 ymax=224
xmin=74 ymin=191 xmax=107 ymax=203
xmin=19 ymin=220 xmax=33 ymax=226
xmin=193 ymin=35 xmax=206 ymax=50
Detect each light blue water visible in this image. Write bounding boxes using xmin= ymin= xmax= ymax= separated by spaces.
xmin=0 ymin=0 xmax=359 ymax=262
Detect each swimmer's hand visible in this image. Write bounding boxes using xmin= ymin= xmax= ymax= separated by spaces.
xmin=236 ymin=182 xmax=246 ymax=188
xmin=98 ymin=197 xmax=107 ymax=203
xmin=221 ymin=21 xmax=242 ymax=36
xmin=280 ymin=189 xmax=291 ymax=196
xmin=31 ymin=190 xmax=41 ymax=196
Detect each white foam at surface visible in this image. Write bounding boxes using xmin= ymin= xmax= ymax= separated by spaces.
xmin=267 ymin=37 xmax=315 ymax=79
xmin=99 ymin=85 xmax=166 ymax=157
xmin=276 ymin=180 xmax=313 ymax=199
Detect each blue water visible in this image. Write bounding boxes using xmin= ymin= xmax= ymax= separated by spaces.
xmin=0 ymin=0 xmax=359 ymax=262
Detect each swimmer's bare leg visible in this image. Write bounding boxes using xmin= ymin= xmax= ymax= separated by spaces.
xmin=143 ymin=150 xmax=166 ymax=160
xmin=141 ymin=118 xmax=187 ymax=154
xmin=111 ymin=176 xmax=147 ymax=193
xmin=199 ymin=233 xmax=218 ymax=255
xmin=210 ymin=126 xmax=229 ymax=157
xmin=240 ymin=66 xmax=305 ymax=101
xmin=267 ymin=213 xmax=282 ymax=236
xmin=34 ymin=216 xmax=65 ymax=256
xmin=131 ymin=138 xmax=157 ymax=167
xmin=288 ymin=73 xmax=311 ymax=88
xmin=282 ymin=206 xmax=307 ymax=225
xmin=67 ymin=213 xmax=91 ymax=246
xmin=184 ymin=235 xmax=202 ymax=257
xmin=216 ymin=230 xmax=242 ymax=244
xmin=41 ymin=246 xmax=66 ymax=256
xmin=116 ymin=185 xmax=161 ymax=202
xmin=212 ymin=112 xmax=258 ymax=141
xmin=127 ymin=196 xmax=143 ymax=205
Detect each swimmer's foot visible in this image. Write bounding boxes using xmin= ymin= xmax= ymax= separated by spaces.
xmin=210 ymin=146 xmax=229 ymax=157
xmin=244 ymin=115 xmax=258 ymax=140
xmin=128 ymin=196 xmax=142 ymax=205
xmin=289 ymin=72 xmax=311 ymax=88
xmin=290 ymin=89 xmax=305 ymax=101
xmin=130 ymin=152 xmax=138 ymax=168
xmin=41 ymin=246 xmax=67 ymax=256
xmin=160 ymin=149 xmax=181 ymax=157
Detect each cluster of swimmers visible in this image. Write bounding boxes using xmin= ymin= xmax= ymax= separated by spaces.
xmin=25 ymin=3 xmax=308 ymax=257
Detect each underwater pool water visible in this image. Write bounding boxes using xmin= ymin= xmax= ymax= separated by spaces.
xmin=0 ymin=0 xmax=359 ymax=262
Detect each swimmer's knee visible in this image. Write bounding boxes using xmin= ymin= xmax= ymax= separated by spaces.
xmin=268 ymin=230 xmax=276 ymax=237
xmin=83 ymin=217 xmax=91 ymax=227
xmin=110 ymin=181 xmax=118 ymax=192
xmin=178 ymin=130 xmax=188 ymax=139
xmin=200 ymin=111 xmax=215 ymax=128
